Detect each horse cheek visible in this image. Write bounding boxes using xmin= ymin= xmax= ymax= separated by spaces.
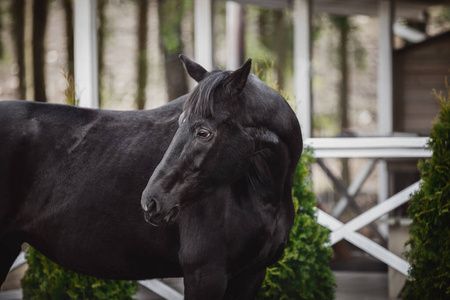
xmin=217 ymin=137 xmax=253 ymax=182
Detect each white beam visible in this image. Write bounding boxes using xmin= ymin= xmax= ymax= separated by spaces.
xmin=74 ymin=0 xmax=99 ymax=108
xmin=139 ymin=280 xmax=184 ymax=300
xmin=9 ymin=252 xmax=26 ymax=272
xmin=394 ymin=22 xmax=426 ymax=43
xmin=318 ymin=209 xmax=410 ymax=276
xmin=194 ymin=0 xmax=214 ymax=71
xmin=293 ymin=0 xmax=312 ymax=139
xmin=332 ymin=159 xmax=379 ymax=217
xmin=0 ymin=289 xmax=23 ymax=300
xmin=377 ymin=0 xmax=394 ymax=135
xmin=304 ymin=137 xmax=431 ymax=158
xmin=226 ymin=1 xmax=245 ymax=70
xmin=330 ymin=181 xmax=420 ymax=245
xmin=377 ymin=0 xmax=395 ymax=238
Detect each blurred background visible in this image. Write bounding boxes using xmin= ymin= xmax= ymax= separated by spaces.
xmin=0 ymin=1 xmax=449 ymax=298
xmin=0 ymin=0 xmax=448 ymax=131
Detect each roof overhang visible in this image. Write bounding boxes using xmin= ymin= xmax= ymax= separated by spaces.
xmin=224 ymin=0 xmax=447 ymax=21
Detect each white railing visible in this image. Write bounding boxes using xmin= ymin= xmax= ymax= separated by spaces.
xmin=305 ymin=137 xmax=431 ymax=276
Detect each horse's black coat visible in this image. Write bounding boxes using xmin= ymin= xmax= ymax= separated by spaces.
xmin=0 ymin=56 xmax=302 ymax=299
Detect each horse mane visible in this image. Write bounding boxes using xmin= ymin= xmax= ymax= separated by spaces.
xmin=183 ymin=71 xmax=229 ymax=119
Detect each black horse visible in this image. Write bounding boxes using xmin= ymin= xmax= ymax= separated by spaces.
xmin=0 ymin=56 xmax=302 ymax=299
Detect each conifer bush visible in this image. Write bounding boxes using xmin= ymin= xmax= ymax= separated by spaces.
xmin=403 ymin=80 xmax=450 ymax=299
xmin=257 ymin=148 xmax=336 ymax=300
xmin=21 ymin=247 xmax=138 ymax=299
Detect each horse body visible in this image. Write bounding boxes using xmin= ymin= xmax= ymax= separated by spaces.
xmin=0 ymin=56 xmax=302 ymax=299
xmin=0 ymin=99 xmax=184 ymax=279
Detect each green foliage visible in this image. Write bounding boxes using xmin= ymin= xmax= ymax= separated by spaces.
xmin=21 ymin=247 xmax=138 ymax=300
xmin=257 ymin=148 xmax=336 ymax=300
xmin=403 ymin=79 xmax=450 ymax=299
xmin=63 ymin=70 xmax=79 ymax=106
xmin=159 ymin=0 xmax=191 ymax=55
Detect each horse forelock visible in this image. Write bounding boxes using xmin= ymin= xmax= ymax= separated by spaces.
xmin=183 ymin=71 xmax=230 ymax=119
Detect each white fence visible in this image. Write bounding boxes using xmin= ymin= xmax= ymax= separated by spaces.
xmin=306 ymin=137 xmax=430 ymax=276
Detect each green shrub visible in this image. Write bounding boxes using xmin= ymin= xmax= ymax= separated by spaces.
xmin=403 ymin=80 xmax=450 ymax=299
xmin=21 ymin=247 xmax=138 ymax=299
xmin=257 ymin=147 xmax=336 ymax=300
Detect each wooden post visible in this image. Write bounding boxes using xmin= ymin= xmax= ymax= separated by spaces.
xmin=293 ymin=0 xmax=312 ymax=139
xmin=74 ymin=0 xmax=99 ymax=108
xmin=194 ymin=0 xmax=213 ymax=71
xmin=226 ymin=1 xmax=245 ymax=70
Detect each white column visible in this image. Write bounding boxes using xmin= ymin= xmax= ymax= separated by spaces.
xmin=194 ymin=0 xmax=214 ymax=71
xmin=377 ymin=0 xmax=394 ymax=239
xmin=377 ymin=0 xmax=394 ymax=135
xmin=74 ymin=0 xmax=99 ymax=108
xmin=226 ymin=1 xmax=245 ymax=70
xmin=293 ymin=0 xmax=312 ymax=139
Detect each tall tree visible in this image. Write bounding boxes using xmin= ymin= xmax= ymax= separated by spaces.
xmin=158 ymin=0 xmax=189 ymax=101
xmin=32 ymin=0 xmax=49 ymax=102
xmin=62 ymin=0 xmax=74 ymax=79
xmin=97 ymin=0 xmax=107 ymax=107
xmin=273 ymin=10 xmax=287 ymax=89
xmin=256 ymin=8 xmax=291 ymax=91
xmin=136 ymin=0 xmax=149 ymax=110
xmin=11 ymin=0 xmax=26 ymax=99
xmin=0 ymin=4 xmax=4 ymax=60
xmin=331 ymin=16 xmax=351 ymax=186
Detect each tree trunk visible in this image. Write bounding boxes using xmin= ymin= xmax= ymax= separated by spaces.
xmin=136 ymin=0 xmax=149 ymax=110
xmin=11 ymin=0 xmax=26 ymax=99
xmin=332 ymin=16 xmax=350 ymax=186
xmin=97 ymin=0 xmax=107 ymax=107
xmin=62 ymin=0 xmax=74 ymax=78
xmin=158 ymin=0 xmax=188 ymax=101
xmin=0 ymin=5 xmax=4 ymax=60
xmin=273 ymin=10 xmax=287 ymax=90
xmin=32 ymin=0 xmax=49 ymax=102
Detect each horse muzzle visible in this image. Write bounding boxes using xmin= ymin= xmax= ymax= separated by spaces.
xmin=142 ymin=198 xmax=180 ymax=227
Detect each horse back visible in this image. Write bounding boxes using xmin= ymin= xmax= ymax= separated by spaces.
xmin=0 ymin=99 xmax=186 ymax=279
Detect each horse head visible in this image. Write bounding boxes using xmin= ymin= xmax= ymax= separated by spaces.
xmin=141 ymin=55 xmax=302 ymax=227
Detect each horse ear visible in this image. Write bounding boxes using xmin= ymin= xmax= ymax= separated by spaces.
xmin=179 ymin=54 xmax=208 ymax=82
xmin=223 ymin=58 xmax=252 ymax=95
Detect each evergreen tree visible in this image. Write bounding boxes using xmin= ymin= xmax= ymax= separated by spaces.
xmin=403 ymin=79 xmax=450 ymax=299
xmin=21 ymin=247 xmax=138 ymax=300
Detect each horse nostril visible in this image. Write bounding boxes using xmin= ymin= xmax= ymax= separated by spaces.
xmin=142 ymin=198 xmax=157 ymax=213
xmin=148 ymin=199 xmax=156 ymax=211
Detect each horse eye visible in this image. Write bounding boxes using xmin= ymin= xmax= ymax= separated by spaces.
xmin=197 ymin=129 xmax=211 ymax=139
